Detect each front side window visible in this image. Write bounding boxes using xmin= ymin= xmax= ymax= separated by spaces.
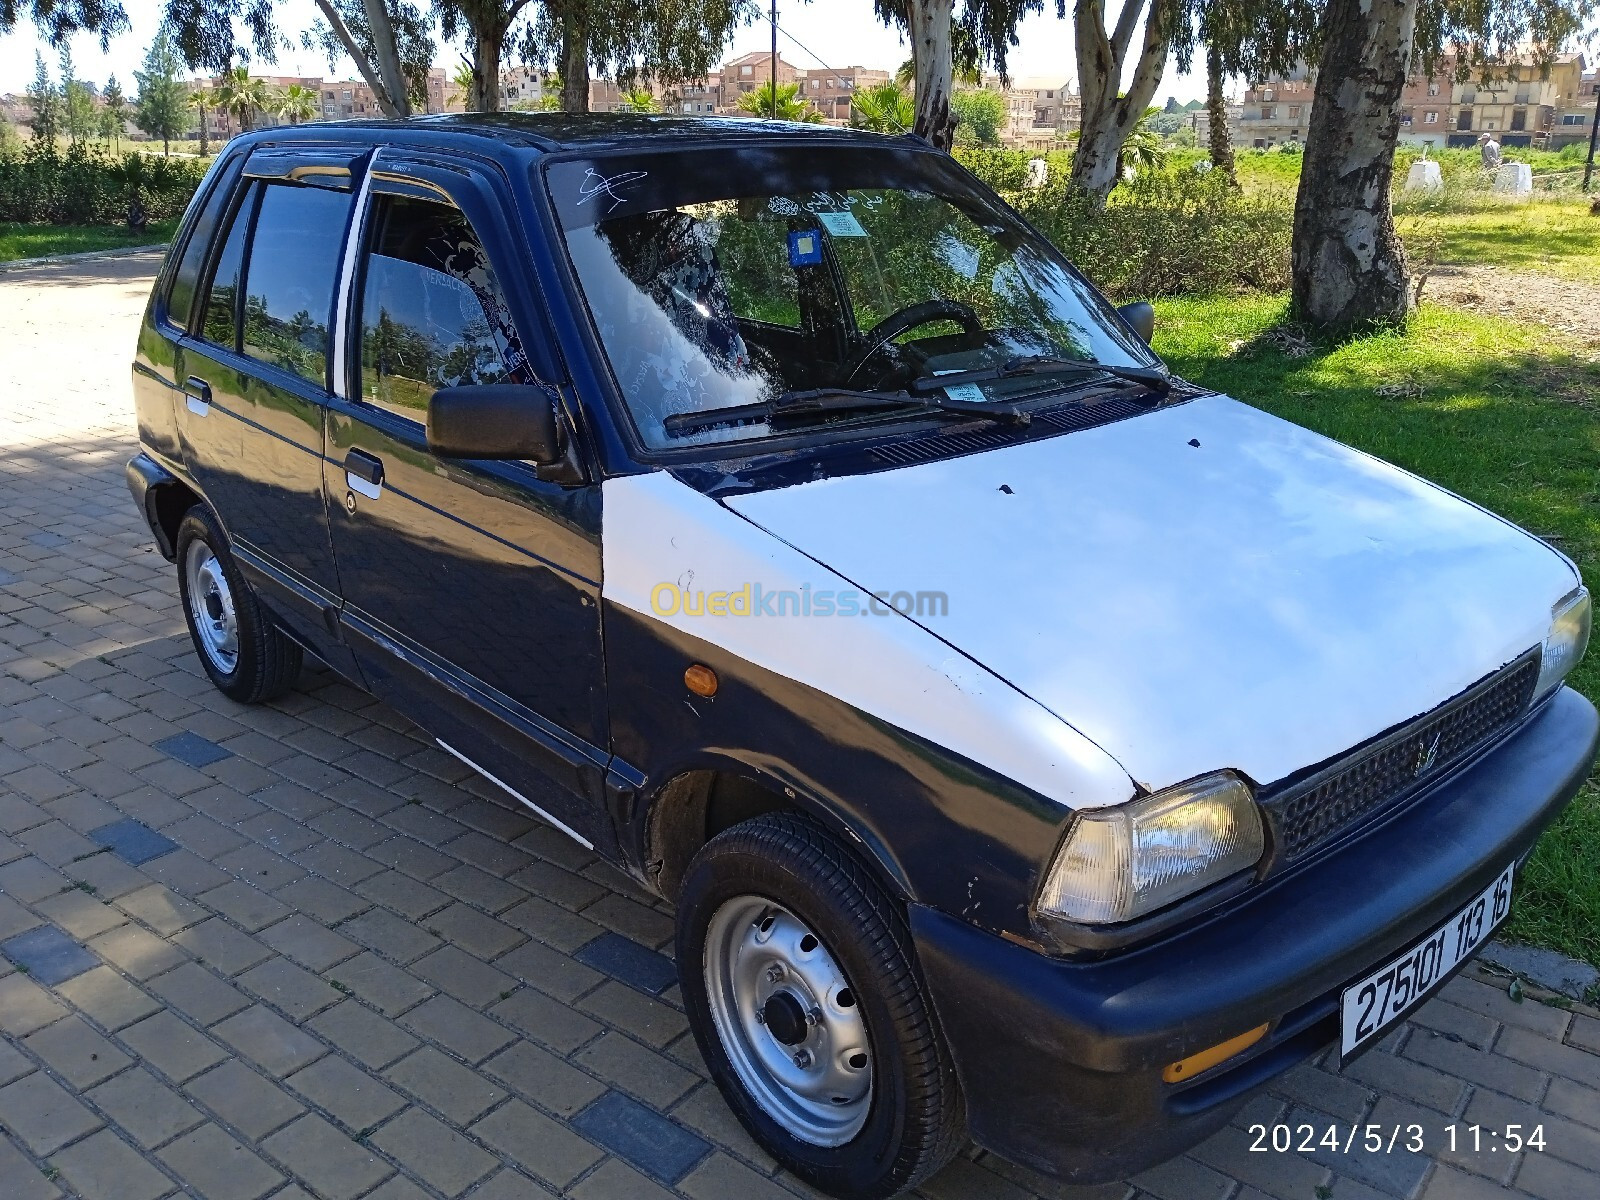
xmin=355 ymin=194 xmax=529 ymax=421
xmin=240 ymin=182 xmax=354 ymax=385
xmin=547 ymin=148 xmax=1151 ymax=450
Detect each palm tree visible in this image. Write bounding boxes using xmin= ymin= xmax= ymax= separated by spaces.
xmin=619 ymin=87 xmax=658 ymax=114
xmin=736 ymin=81 xmax=823 ymax=123
xmin=449 ymin=60 xmax=474 ymax=110
xmin=278 ymin=84 xmax=319 ymax=125
xmin=1118 ymin=108 xmax=1169 ymax=176
xmin=851 ymin=79 xmax=914 ymax=133
xmin=213 ymin=67 xmax=272 ymax=135
xmin=186 ymin=85 xmax=212 ymax=154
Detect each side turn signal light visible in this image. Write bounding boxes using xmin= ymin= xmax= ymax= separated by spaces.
xmin=684 ymin=664 xmax=719 ymax=697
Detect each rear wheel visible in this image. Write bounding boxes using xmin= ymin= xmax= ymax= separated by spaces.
xmin=175 ymin=507 xmax=302 ymax=703
xmin=677 ymin=813 xmax=964 ymax=1199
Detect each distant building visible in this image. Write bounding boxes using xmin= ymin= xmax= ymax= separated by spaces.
xmin=978 ymin=74 xmax=1078 ymax=147
xmin=1555 ymin=69 xmax=1598 ymax=149
xmin=667 ymin=73 xmax=724 ymax=116
xmin=723 ymin=50 xmax=800 ymax=105
xmin=799 ymin=66 xmax=890 ymax=125
xmin=1445 ymin=53 xmax=1585 ymax=148
xmin=1245 ymin=53 xmax=1590 ymax=151
xmin=1237 ymin=66 xmax=1314 ymax=148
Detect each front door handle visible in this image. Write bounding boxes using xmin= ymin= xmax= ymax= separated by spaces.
xmin=344 ymin=448 xmax=384 ymax=500
xmin=183 ymin=376 xmax=212 ymax=416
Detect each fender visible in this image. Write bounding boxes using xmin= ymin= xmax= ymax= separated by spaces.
xmin=125 ymin=450 xmax=200 ymax=561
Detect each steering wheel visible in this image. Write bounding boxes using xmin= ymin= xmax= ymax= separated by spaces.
xmin=843 ymin=299 xmax=984 ymax=386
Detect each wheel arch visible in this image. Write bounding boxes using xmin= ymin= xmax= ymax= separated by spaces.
xmin=126 ymin=453 xmax=204 ymax=561
xmin=643 ymin=760 xmax=914 ymax=908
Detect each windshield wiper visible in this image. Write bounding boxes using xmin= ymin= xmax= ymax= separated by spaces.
xmin=911 ymin=355 xmax=1173 ymax=399
xmin=662 ymin=387 xmax=1030 ymax=438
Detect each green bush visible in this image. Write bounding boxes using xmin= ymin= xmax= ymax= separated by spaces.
xmin=952 ymin=146 xmax=1035 ymax=192
xmin=0 ymin=140 xmax=207 ymax=226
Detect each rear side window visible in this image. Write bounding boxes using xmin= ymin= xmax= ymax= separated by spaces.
xmin=165 ymin=161 xmax=241 ymax=330
xmin=241 ymin=183 xmax=355 ymax=386
xmin=201 ymin=185 xmax=256 ymax=349
xmin=355 ymin=194 xmax=527 ymax=421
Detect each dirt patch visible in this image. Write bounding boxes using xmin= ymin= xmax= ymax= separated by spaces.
xmin=1424 ymin=262 xmax=1600 ymax=344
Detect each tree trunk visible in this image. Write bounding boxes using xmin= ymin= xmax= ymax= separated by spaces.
xmin=472 ymin=26 xmax=504 ymax=113
xmin=562 ymin=9 xmax=590 ymax=113
xmin=1205 ymin=43 xmax=1235 ymax=184
xmin=1070 ymin=0 xmax=1174 ymax=205
xmin=1290 ymin=0 xmax=1416 ymax=332
xmin=197 ymin=105 xmax=209 ymax=156
xmin=364 ymin=0 xmax=413 ymax=118
xmin=314 ymin=0 xmax=405 ymax=118
xmin=907 ymin=0 xmax=955 ymax=149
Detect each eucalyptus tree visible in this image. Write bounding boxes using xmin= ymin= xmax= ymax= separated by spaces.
xmin=874 ymin=1 xmax=1037 ymax=150
xmin=527 ymin=1 xmax=746 ymax=115
xmin=1289 ymin=0 xmax=1590 ymax=331
xmin=1 ymin=0 xmax=128 ymax=47
xmin=308 ymin=0 xmax=435 ymax=118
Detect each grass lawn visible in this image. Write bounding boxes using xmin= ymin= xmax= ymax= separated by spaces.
xmin=1400 ymin=199 xmax=1600 ymax=279
xmin=1152 ymin=295 xmax=1600 ymax=971
xmin=0 ymin=218 xmax=178 ymax=264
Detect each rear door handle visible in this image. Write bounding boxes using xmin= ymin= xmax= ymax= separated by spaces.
xmin=344 ymin=448 xmax=384 ymax=500
xmin=183 ymin=376 xmax=212 ymax=416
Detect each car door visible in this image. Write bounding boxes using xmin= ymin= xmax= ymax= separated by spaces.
xmin=325 ymin=151 xmax=610 ymax=849
xmin=177 ymin=149 xmax=364 ymax=676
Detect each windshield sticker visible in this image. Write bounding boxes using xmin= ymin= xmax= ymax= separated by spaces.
xmin=788 ymin=229 xmax=824 ymax=267
xmin=768 ymin=196 xmax=801 ymax=216
xmin=944 ymin=383 xmax=986 ymax=404
xmin=938 ymin=236 xmax=981 ymax=280
xmin=816 ymin=210 xmax=867 ymax=238
xmin=576 ymin=167 xmax=648 ymax=214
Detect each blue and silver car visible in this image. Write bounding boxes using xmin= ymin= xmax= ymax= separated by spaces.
xmin=128 ymin=115 xmax=1597 ymax=1198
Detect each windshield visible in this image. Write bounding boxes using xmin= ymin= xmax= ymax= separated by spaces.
xmin=546 ymin=146 xmax=1156 ymax=450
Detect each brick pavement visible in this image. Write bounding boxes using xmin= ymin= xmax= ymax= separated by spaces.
xmin=1 ymin=251 xmax=1598 ymax=1200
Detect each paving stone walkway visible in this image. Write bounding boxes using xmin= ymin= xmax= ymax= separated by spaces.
xmin=1 ymin=252 xmax=1598 ymax=1200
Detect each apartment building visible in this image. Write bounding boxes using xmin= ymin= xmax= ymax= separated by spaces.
xmin=1236 ymin=68 xmax=1314 ymax=148
xmin=1246 ymin=53 xmax=1590 ymax=151
xmin=1444 ymin=53 xmax=1585 ymax=147
xmin=318 ymin=68 xmax=447 ymax=121
xmin=975 ymin=74 xmax=1078 ymax=146
xmin=723 ymin=50 xmax=799 ymax=101
xmin=800 ymin=67 xmax=890 ymax=123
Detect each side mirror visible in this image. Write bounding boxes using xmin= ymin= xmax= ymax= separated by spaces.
xmin=427 ymin=385 xmax=562 ymax=464
xmin=1117 ymin=301 xmax=1155 ymax=344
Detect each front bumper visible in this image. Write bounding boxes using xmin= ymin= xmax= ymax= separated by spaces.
xmin=913 ymin=685 xmax=1599 ymax=1182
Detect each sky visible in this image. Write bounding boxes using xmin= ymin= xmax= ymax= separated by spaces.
xmin=0 ymin=0 xmax=1213 ymax=104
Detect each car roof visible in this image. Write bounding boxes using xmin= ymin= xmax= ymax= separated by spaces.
xmin=233 ymin=112 xmax=923 ymax=156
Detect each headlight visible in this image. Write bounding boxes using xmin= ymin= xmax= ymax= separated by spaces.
xmin=1535 ymin=587 xmax=1591 ymax=699
xmin=1037 ymin=771 xmax=1264 ymax=925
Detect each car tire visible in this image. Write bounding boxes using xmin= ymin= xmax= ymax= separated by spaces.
xmin=677 ymin=812 xmax=964 ymax=1200
xmin=174 ymin=506 xmax=302 ymax=704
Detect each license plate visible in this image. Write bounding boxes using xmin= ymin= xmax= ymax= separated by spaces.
xmin=1339 ymin=862 xmax=1515 ymax=1059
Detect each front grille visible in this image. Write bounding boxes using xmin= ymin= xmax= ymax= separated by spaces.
xmin=1263 ymin=651 xmax=1541 ymax=862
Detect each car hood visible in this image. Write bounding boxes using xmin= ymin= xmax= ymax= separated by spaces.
xmin=723 ymin=394 xmax=1576 ymax=792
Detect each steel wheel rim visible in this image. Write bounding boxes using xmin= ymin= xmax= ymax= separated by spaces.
xmin=704 ymin=895 xmax=873 ymax=1146
xmin=185 ymin=540 xmax=239 ymax=673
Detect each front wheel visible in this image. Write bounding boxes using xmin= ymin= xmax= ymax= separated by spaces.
xmin=676 ymin=813 xmax=964 ymax=1199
